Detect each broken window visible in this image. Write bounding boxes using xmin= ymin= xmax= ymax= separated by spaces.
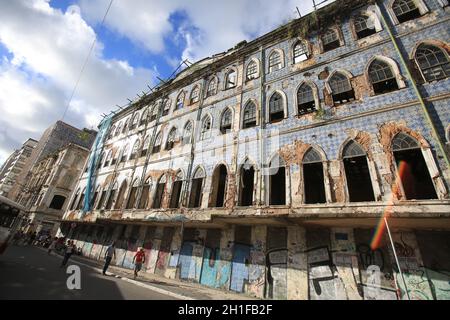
xmin=293 ymin=41 xmax=309 ymax=63
xmin=115 ymin=123 xmax=122 ymax=136
xmin=150 ymin=105 xmax=158 ymax=122
xmin=103 ymin=151 xmax=111 ymax=167
xmin=176 ymin=92 xmax=185 ymax=110
xmin=297 ymin=83 xmax=316 ymax=115
xmin=303 ymin=148 xmax=326 ymax=204
xmin=246 ymin=60 xmax=258 ymax=80
xmin=122 ymin=119 xmax=129 ymax=134
xmin=354 ymin=15 xmax=376 ymax=39
xmin=129 ymin=113 xmax=139 ymax=130
xmin=269 ymin=92 xmax=285 ymax=123
xmin=151 ymin=132 xmax=162 ymax=154
xmin=169 ymin=171 xmax=184 ymax=209
xmin=141 ymin=136 xmax=149 ymax=157
xmin=96 ymin=152 xmax=105 ymax=169
xmin=369 ymin=59 xmax=399 ymax=94
xmin=49 ymin=195 xmax=66 ymax=210
xmin=188 ymin=167 xmax=204 ymax=208
xmin=126 ymin=179 xmax=140 ymax=209
xmin=269 ymin=51 xmax=282 ymax=72
xmin=190 ymin=85 xmax=200 ymax=104
xmin=322 ymin=28 xmax=341 ymax=52
xmin=329 ymin=72 xmax=355 ymax=104
xmin=108 ymin=125 xmax=116 ymax=139
xmin=129 ymin=140 xmax=140 ymax=160
xmin=269 ymin=155 xmax=286 ymax=205
xmin=343 ymin=141 xmax=375 ymax=202
xmin=76 ymin=188 xmax=86 ymax=210
xmin=210 ymin=164 xmax=228 ymax=207
xmin=105 ymin=183 xmax=117 ymax=210
xmin=114 ymin=181 xmax=128 ymax=210
xmin=153 ymin=175 xmax=166 ymax=209
xmin=225 ymin=70 xmax=237 ymax=89
xmin=415 ymin=44 xmax=450 ymax=82
xmin=140 ymin=109 xmax=149 ymax=126
xmin=242 ymin=101 xmax=257 ymax=129
xmin=97 ymin=188 xmax=107 ymax=209
xmin=120 ymin=145 xmax=129 ymax=163
xmin=182 ymin=121 xmax=193 ymax=145
xmin=220 ymin=108 xmax=232 ymax=134
xmin=239 ymin=160 xmax=255 ymax=206
xmin=206 ymin=77 xmax=217 ymax=97
xmin=110 ymin=151 xmax=118 ymax=166
xmin=392 ymin=133 xmax=437 ymax=199
xmin=161 ymin=99 xmax=170 ymax=116
xmin=138 ymin=177 xmax=151 ymax=209
xmin=165 ymin=127 xmax=177 ymax=151
xmin=393 ymin=0 xmax=422 ymax=23
xmin=91 ymin=186 xmax=100 ymax=208
xmin=201 ymin=116 xmax=212 ymax=140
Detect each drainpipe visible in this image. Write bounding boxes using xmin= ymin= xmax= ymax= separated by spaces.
xmin=376 ymin=1 xmax=450 ymax=171
xmin=259 ymin=46 xmax=267 ymax=207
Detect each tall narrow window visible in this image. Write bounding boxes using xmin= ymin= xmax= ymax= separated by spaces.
xmin=392 ymin=0 xmax=422 ymax=23
xmin=209 ymin=164 xmax=228 ymax=208
xmin=76 ymin=189 xmax=86 ymax=210
xmin=206 ymin=78 xmax=217 ymax=97
xmin=96 ymin=152 xmax=105 ymax=169
xmin=96 ymin=188 xmax=107 ymax=209
xmin=90 ymin=187 xmax=99 ymax=209
xmin=190 ymin=86 xmax=200 ymax=104
xmin=269 ymin=92 xmax=285 ymax=123
xmin=108 ymin=125 xmax=116 ymax=139
xmin=368 ymin=59 xmax=399 ymax=94
xmin=150 ymin=105 xmax=158 ymax=122
xmin=69 ymin=189 xmax=80 ymax=210
xmin=354 ymin=15 xmax=376 ymax=39
xmin=169 ymin=171 xmax=184 ymax=209
xmin=303 ymin=148 xmax=326 ymax=204
xmin=246 ymin=60 xmax=258 ymax=80
xmin=322 ymin=28 xmax=341 ymax=52
xmin=162 ymin=99 xmax=170 ymax=116
xmin=120 ymin=145 xmax=129 ymax=163
xmin=176 ymin=92 xmax=185 ymax=110
xmin=138 ymin=177 xmax=151 ymax=209
xmin=115 ymin=123 xmax=122 ymax=136
xmin=343 ymin=141 xmax=375 ymax=202
xmin=141 ymin=136 xmax=150 ymax=157
xmin=105 ymin=183 xmax=118 ymax=210
xmin=392 ymin=133 xmax=437 ymax=199
xmin=220 ymin=108 xmax=232 ymax=134
xmin=188 ymin=168 xmax=204 ymax=208
xmin=269 ymin=51 xmax=282 ymax=72
xmin=152 ymin=133 xmax=162 ymax=154
xmin=415 ymin=44 xmax=450 ymax=82
xmin=201 ymin=116 xmax=212 ymax=140
xmin=129 ymin=140 xmax=140 ymax=160
xmin=114 ymin=181 xmax=128 ymax=210
xmin=297 ymin=83 xmax=316 ymax=115
xmin=140 ymin=109 xmax=149 ymax=126
xmin=110 ymin=151 xmax=118 ymax=166
xmin=153 ymin=175 xmax=166 ymax=209
xmin=183 ymin=121 xmax=193 ymax=145
xmin=166 ymin=127 xmax=177 ymax=151
xmin=238 ymin=160 xmax=255 ymax=206
xmin=225 ymin=70 xmax=237 ymax=89
xmin=130 ymin=114 xmax=139 ymax=130
xmin=329 ymin=72 xmax=355 ymax=104
xmin=293 ymin=41 xmax=309 ymax=63
xmin=122 ymin=119 xmax=129 ymax=134
xmin=126 ymin=179 xmax=140 ymax=209
xmin=242 ymin=101 xmax=257 ymax=129
xmin=269 ymin=156 xmax=286 ymax=205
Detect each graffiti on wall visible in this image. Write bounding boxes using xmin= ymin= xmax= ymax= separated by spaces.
xmin=247 ymin=241 xmax=265 ymax=298
xmin=216 ymin=247 xmax=232 ymax=289
xmin=266 ymin=248 xmax=288 ymax=300
xmin=200 ymin=246 xmax=220 ymax=287
xmin=230 ymin=243 xmax=251 ymax=293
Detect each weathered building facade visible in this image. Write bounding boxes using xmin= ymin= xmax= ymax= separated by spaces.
xmin=61 ymin=0 xmax=450 ymax=300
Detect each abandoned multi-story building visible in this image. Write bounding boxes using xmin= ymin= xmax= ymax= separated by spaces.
xmin=61 ymin=0 xmax=450 ymax=300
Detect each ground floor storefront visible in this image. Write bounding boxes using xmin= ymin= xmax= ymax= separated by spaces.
xmin=58 ymin=217 xmax=450 ymax=300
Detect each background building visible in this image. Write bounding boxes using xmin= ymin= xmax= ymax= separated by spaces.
xmin=61 ymin=0 xmax=450 ymax=300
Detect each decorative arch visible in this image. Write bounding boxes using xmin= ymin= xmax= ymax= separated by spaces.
xmin=387 ymin=0 xmax=429 ymax=25
xmin=224 ymin=67 xmax=238 ymax=89
xmin=325 ymin=69 xmax=355 ymax=93
xmin=291 ymin=38 xmax=310 ymax=64
xmin=295 ymin=80 xmax=320 ymax=115
xmin=349 ymin=7 xmax=383 ymax=40
xmin=220 ymin=106 xmax=234 ymax=134
xmin=241 ymin=99 xmax=259 ymax=129
xmin=267 ymin=48 xmax=285 ymax=72
xmin=190 ymin=84 xmax=201 ymax=104
xmin=200 ymin=114 xmax=213 ymax=140
xmin=206 ymin=75 xmax=219 ymax=97
xmin=266 ymin=90 xmax=288 ymax=123
xmin=365 ymin=55 xmax=406 ymax=94
xmin=175 ymin=91 xmax=186 ymax=110
xmin=245 ymin=58 xmax=260 ymax=80
xmin=411 ymin=40 xmax=450 ymax=82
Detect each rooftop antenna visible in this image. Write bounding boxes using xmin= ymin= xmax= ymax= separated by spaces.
xmin=296 ymin=7 xmax=302 ymax=18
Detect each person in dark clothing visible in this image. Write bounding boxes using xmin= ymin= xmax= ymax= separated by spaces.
xmin=102 ymin=242 xmax=116 ymax=275
xmin=60 ymin=240 xmax=75 ymax=268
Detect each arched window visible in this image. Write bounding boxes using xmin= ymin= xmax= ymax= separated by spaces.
xmin=392 ymin=133 xmax=437 ymax=199
xmin=269 ymin=155 xmax=286 ymax=205
xmin=120 ymin=144 xmax=129 ymax=163
xmin=246 ymin=60 xmax=258 ymax=80
xmin=140 ymin=109 xmax=149 ymax=126
xmin=343 ymin=140 xmax=375 ymax=202
xmin=166 ymin=127 xmax=177 ymax=150
xmin=225 ymin=69 xmax=237 ymax=89
xmin=297 ymin=83 xmax=316 ymax=115
xmin=206 ymin=77 xmax=217 ymax=97
xmin=190 ymin=85 xmax=200 ymax=104
xmin=392 ymin=0 xmax=421 ymax=23
xmin=126 ymin=179 xmax=141 ymax=209
xmin=293 ymin=41 xmax=309 ymax=63
xmin=220 ymin=108 xmax=232 ymax=134
xmin=96 ymin=186 xmax=108 ymax=210
xmin=141 ymin=136 xmax=150 ymax=157
xmin=150 ymin=105 xmax=158 ymax=122
xmin=269 ymin=92 xmax=285 ymax=123
xmin=415 ymin=44 xmax=450 ymax=82
xmin=368 ymin=59 xmax=399 ymax=94
xmin=108 ymin=125 xmax=116 ymax=139
xmin=176 ymin=92 xmax=185 ymax=110
xmin=329 ymin=72 xmax=355 ymax=104
xmin=269 ymin=51 xmax=283 ymax=72
xmin=114 ymin=180 xmax=128 ymax=210
xmin=152 ymin=132 xmax=162 ymax=154
xmin=322 ymin=28 xmax=341 ymax=52
xmin=96 ymin=152 xmax=105 ymax=169
xmin=111 ymin=150 xmax=118 ymax=165
xmin=122 ymin=119 xmax=129 ymax=134
xmin=115 ymin=123 xmax=122 ymax=136
xmin=188 ymin=167 xmax=205 ymax=208
xmin=76 ymin=188 xmax=86 ymax=210
xmin=138 ymin=177 xmax=152 ymax=209
xmin=182 ymin=121 xmax=193 ymax=145
xmin=69 ymin=189 xmax=80 ymax=210
xmin=105 ymin=182 xmax=118 ymax=209
xmin=302 ymin=148 xmax=326 ymax=204
xmin=354 ymin=15 xmax=376 ymax=39
xmin=153 ymin=175 xmax=166 ymax=209
xmin=130 ymin=113 xmax=139 ymax=130
xmin=162 ymin=99 xmax=170 ymax=116
xmin=209 ymin=164 xmax=228 ymax=207
xmin=169 ymin=171 xmax=184 ymax=209
xmin=201 ymin=116 xmax=212 ymax=140
xmin=239 ymin=159 xmax=255 ymax=206
xmin=242 ymin=101 xmax=257 ymax=129
xmin=129 ymin=140 xmax=140 ymax=160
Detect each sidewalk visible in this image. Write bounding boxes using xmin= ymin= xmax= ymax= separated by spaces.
xmin=45 ymin=246 xmax=258 ymax=300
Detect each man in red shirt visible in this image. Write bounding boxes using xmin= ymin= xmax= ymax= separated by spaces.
xmin=133 ymin=248 xmax=146 ymax=279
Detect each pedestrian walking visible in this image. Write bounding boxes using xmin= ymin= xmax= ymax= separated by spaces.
xmin=132 ymin=248 xmax=146 ymax=279
xmin=60 ymin=240 xmax=75 ymax=268
xmin=48 ymin=237 xmax=57 ymax=255
xmin=102 ymin=242 xmax=116 ymax=275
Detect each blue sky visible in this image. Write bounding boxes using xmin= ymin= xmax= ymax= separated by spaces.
xmin=0 ymin=0 xmax=321 ymax=163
